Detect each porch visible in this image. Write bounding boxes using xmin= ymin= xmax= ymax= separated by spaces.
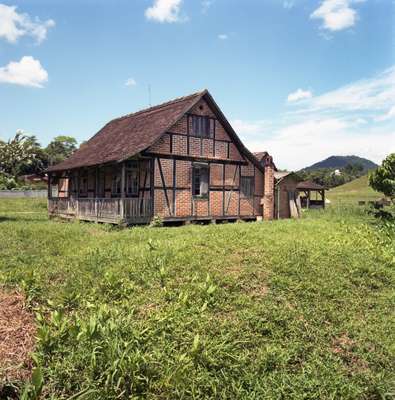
xmin=47 ymin=159 xmax=153 ymax=224
xmin=48 ymin=197 xmax=152 ymax=224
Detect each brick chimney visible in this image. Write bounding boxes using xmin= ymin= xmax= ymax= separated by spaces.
xmin=262 ymin=155 xmax=275 ymax=220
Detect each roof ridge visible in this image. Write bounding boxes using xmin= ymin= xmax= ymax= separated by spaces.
xmin=112 ymin=89 xmax=207 ymax=123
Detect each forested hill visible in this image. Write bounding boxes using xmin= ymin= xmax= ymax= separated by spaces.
xmin=303 ymin=156 xmax=377 ymax=172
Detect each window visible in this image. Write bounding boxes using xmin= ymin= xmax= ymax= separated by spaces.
xmin=79 ymin=175 xmax=88 ymax=197
xmin=240 ymin=176 xmax=254 ymax=198
xmin=111 ymin=175 xmax=121 ymax=196
xmin=191 ymin=115 xmax=214 ymax=138
xmin=127 ymin=169 xmax=139 ymax=196
xmin=192 ymin=164 xmax=209 ymax=197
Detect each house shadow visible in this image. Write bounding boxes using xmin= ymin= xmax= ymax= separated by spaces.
xmin=0 ymin=215 xmax=45 ymax=223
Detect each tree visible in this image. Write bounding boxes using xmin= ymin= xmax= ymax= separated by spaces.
xmin=45 ymin=135 xmax=77 ymax=166
xmin=369 ymin=153 xmax=395 ymax=200
xmin=0 ymin=131 xmax=39 ymax=177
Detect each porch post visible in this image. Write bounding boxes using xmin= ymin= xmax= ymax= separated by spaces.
xmin=307 ymin=190 xmax=310 ymax=209
xmin=322 ymin=190 xmax=325 ymax=209
xmin=120 ymin=162 xmax=126 ymax=221
xmin=47 ymin=172 xmax=52 ymax=199
xmin=76 ymin=169 xmax=80 ymax=217
xmin=95 ymin=166 xmax=99 ymax=220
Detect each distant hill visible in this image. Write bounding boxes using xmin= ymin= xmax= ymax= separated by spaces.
xmin=302 ymin=156 xmax=378 ymax=172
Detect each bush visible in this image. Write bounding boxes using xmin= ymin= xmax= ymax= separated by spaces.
xmin=149 ymin=215 xmax=164 ymax=228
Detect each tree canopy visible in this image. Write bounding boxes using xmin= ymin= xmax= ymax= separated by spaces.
xmin=46 ymin=136 xmax=77 ymax=166
xmin=369 ymin=153 xmax=395 ymax=200
xmin=0 ymin=131 xmax=78 ymax=189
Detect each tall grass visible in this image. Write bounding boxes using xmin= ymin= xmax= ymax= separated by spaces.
xmin=0 ymin=199 xmax=394 ymax=399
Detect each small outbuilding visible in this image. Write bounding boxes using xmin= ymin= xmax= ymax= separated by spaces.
xmin=296 ymin=180 xmax=326 ymax=209
xmin=274 ymin=171 xmax=301 ymax=219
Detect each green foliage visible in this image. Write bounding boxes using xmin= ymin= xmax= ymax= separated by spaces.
xmin=149 ymin=214 xmax=164 ymax=227
xmin=0 ymin=132 xmax=78 ymax=189
xmin=297 ymin=162 xmax=370 ymax=189
xmin=0 ymin=199 xmax=394 ymax=399
xmin=369 ymin=153 xmax=395 ymax=200
xmin=45 ymin=135 xmax=77 ymax=166
xmin=0 ymin=131 xmax=41 ymax=178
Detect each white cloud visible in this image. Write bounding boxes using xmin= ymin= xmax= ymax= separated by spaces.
xmin=287 ymin=88 xmax=313 ymax=102
xmin=218 ymin=33 xmax=228 ymax=40
xmin=232 ymin=66 xmax=395 ymax=170
xmin=0 ymin=56 xmax=48 ymax=88
xmin=231 ymin=119 xmax=270 ymax=136
xmin=310 ymin=0 xmax=363 ymax=32
xmin=145 ymin=0 xmax=185 ymax=23
xmin=293 ymin=66 xmax=395 ymax=115
xmin=375 ymin=105 xmax=395 ymax=122
xmin=283 ymin=1 xmax=294 ymax=9
xmin=125 ymin=78 xmax=137 ymax=87
xmin=0 ymin=3 xmax=55 ymax=44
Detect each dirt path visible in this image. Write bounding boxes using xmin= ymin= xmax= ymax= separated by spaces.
xmin=0 ymin=289 xmax=36 ymax=385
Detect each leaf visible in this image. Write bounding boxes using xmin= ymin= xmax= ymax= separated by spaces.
xmin=192 ymin=333 xmax=200 ymax=353
xmin=31 ymin=367 xmax=43 ymax=395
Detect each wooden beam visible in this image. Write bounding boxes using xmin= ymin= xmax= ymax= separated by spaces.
xmin=142 ymin=151 xmax=247 ymax=166
xmin=47 ymin=172 xmax=52 ymax=199
xmin=120 ymin=162 xmax=126 ymax=220
xmin=157 ymin=158 xmax=172 ymax=216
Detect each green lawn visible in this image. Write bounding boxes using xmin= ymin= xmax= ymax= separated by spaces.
xmin=0 ymin=199 xmax=394 ymax=399
xmin=327 ymin=175 xmax=383 ymax=205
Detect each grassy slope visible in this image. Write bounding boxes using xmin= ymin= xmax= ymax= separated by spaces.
xmin=0 ymin=199 xmax=394 ymax=399
xmin=327 ymin=175 xmax=382 ymax=205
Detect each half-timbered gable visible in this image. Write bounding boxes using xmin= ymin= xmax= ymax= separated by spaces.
xmin=47 ymin=90 xmax=275 ymax=225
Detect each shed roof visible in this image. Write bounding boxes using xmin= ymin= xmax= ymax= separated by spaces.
xmin=296 ymin=180 xmax=326 ymax=190
xmin=48 ymin=90 xmax=262 ymax=172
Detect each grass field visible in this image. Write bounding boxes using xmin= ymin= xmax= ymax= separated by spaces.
xmin=0 ymin=198 xmax=394 ymax=399
xmin=326 ymin=175 xmax=383 ymax=205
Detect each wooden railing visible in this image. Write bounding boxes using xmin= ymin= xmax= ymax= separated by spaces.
xmin=48 ymin=197 xmax=152 ymax=223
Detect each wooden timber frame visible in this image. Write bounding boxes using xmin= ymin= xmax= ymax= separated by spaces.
xmin=47 ymin=90 xmax=269 ymax=225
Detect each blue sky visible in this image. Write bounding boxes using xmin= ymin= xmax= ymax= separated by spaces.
xmin=0 ymin=0 xmax=394 ymax=169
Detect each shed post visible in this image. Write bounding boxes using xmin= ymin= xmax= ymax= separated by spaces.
xmin=322 ymin=190 xmax=325 ymax=209
xmin=307 ymin=190 xmax=310 ymax=209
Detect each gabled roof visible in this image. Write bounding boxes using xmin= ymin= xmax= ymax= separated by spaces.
xmin=48 ymin=90 xmax=206 ymax=172
xmin=274 ymin=171 xmax=293 ymax=180
xmin=48 ymin=90 xmax=263 ymax=172
xmin=253 ymin=151 xmax=269 ymax=161
xmin=253 ymin=151 xmax=277 ymax=171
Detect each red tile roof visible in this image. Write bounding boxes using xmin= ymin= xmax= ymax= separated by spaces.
xmin=48 ymin=90 xmax=206 ymax=172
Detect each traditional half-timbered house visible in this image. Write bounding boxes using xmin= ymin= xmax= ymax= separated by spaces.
xmin=47 ymin=90 xmax=276 ymax=224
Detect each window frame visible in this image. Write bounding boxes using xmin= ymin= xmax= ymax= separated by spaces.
xmin=111 ymin=174 xmax=121 ymax=197
xmin=240 ymin=176 xmax=254 ymax=198
xmin=192 ymin=163 xmax=209 ymax=198
xmin=190 ymin=115 xmax=214 ymax=138
xmin=126 ymin=168 xmax=139 ymax=197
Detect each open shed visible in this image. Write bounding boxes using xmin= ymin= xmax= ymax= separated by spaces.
xmin=297 ymin=180 xmax=326 ymax=209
